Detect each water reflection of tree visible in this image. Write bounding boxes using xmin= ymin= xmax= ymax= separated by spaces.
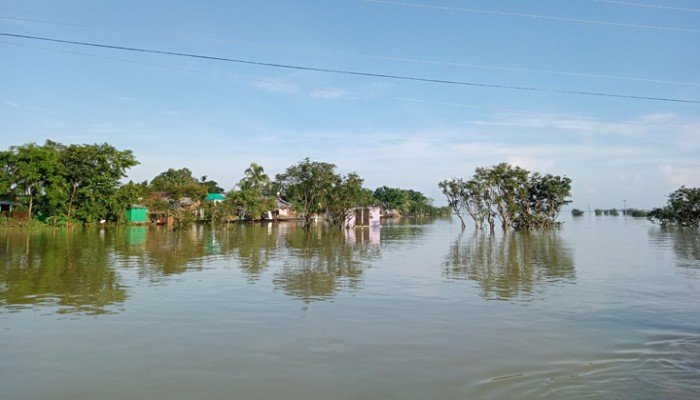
xmin=0 ymin=229 xmax=126 ymax=314
xmin=648 ymin=227 xmax=699 ymax=273
xmin=227 ymin=222 xmax=281 ymax=281
xmin=272 ymin=226 xmax=377 ymax=303
xmin=112 ymin=226 xmax=211 ymax=277
xmin=444 ymin=230 xmax=575 ymax=301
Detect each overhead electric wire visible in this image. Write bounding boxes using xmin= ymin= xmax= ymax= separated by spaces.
xmin=394 ymin=97 xmax=699 ymax=129
xmin=363 ymin=0 xmax=700 ymax=33
xmin=0 ymin=15 xmax=95 ymax=28
xmin=2 ymin=37 xmax=697 ymax=129
xmin=591 ymin=0 xmax=700 ymax=13
xmin=2 ymin=14 xmax=698 ymax=87
xmin=2 ymin=32 xmax=699 ymax=104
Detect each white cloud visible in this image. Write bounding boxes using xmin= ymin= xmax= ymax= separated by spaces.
xmin=505 ymin=156 xmax=555 ymax=172
xmin=659 ymin=164 xmax=700 ymax=187
xmin=310 ymin=88 xmax=350 ymax=99
xmin=250 ymin=79 xmax=300 ymax=94
xmin=2 ymin=100 xmax=20 ymax=107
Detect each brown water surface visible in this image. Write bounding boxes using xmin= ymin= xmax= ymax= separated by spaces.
xmin=1 ymin=217 xmax=698 ymax=399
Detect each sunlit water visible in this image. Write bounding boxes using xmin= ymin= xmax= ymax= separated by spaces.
xmin=1 ymin=217 xmax=698 ymax=399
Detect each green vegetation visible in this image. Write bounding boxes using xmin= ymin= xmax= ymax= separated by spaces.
xmin=0 ymin=141 xmax=137 ymax=224
xmin=373 ymin=186 xmax=442 ymax=216
xmin=571 ymin=209 xmax=584 ymax=217
xmin=625 ymin=208 xmax=648 ymax=218
xmin=439 ymin=163 xmax=572 ymax=231
xmin=649 ymin=186 xmax=700 ymax=227
xmin=1 ymin=142 xmax=441 ymax=228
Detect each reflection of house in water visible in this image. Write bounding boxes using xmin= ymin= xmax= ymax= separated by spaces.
xmin=126 ymin=226 xmax=147 ymax=247
xmin=345 ymin=226 xmax=381 ymax=246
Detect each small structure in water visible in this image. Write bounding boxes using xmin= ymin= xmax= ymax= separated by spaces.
xmin=125 ymin=204 xmax=148 ymax=224
xmin=345 ymin=206 xmax=381 ymax=228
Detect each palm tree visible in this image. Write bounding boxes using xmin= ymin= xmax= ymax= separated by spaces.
xmin=241 ymin=163 xmax=269 ymax=191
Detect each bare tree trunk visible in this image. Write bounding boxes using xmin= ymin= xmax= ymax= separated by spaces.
xmin=26 ymin=187 xmax=33 ymax=221
xmin=456 ymin=213 xmax=466 ymax=230
xmin=67 ymin=183 xmax=78 ymax=225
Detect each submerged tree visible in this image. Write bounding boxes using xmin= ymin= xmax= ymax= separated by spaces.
xmin=325 ymin=173 xmax=374 ymax=227
xmin=649 ymin=186 xmax=700 ymax=227
xmin=275 ymin=158 xmax=339 ymax=229
xmin=439 ymin=163 xmax=571 ymax=231
xmin=438 ymin=178 xmax=468 ymax=229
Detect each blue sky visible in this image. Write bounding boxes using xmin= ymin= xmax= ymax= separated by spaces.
xmin=1 ymin=0 xmax=699 ymax=209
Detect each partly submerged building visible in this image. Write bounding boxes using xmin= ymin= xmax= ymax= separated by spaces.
xmin=345 ymin=206 xmax=381 ymax=228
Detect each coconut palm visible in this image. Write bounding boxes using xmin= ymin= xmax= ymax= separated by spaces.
xmin=240 ymin=162 xmax=270 ymax=191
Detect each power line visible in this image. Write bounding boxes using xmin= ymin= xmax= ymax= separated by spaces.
xmin=2 ymin=32 xmax=699 ymax=104
xmin=198 ymin=36 xmax=700 ymax=87
xmin=2 ymin=14 xmax=698 ymax=87
xmin=591 ymin=0 xmax=700 ymax=13
xmin=394 ymin=97 xmax=699 ymax=128
xmin=0 ymin=15 xmax=95 ymax=28
xmin=363 ymin=0 xmax=700 ymax=33
xmin=3 ymin=37 xmax=698 ymax=130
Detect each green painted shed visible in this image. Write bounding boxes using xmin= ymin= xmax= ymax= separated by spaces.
xmin=125 ymin=205 xmax=148 ymax=223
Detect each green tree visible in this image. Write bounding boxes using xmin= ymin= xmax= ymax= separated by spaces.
xmin=199 ymin=175 xmax=224 ymax=194
xmin=438 ymin=178 xmax=468 ymax=229
xmin=441 ymin=163 xmax=571 ymax=231
xmin=0 ymin=143 xmax=63 ymax=221
xmin=649 ymin=186 xmax=700 ymax=227
xmin=150 ymin=168 xmax=206 ymax=200
xmin=275 ymin=158 xmax=340 ymax=229
xmin=325 ymin=172 xmax=373 ymax=227
xmin=240 ymin=162 xmax=270 ymax=191
xmin=112 ymin=180 xmax=150 ymax=222
xmin=230 ymin=163 xmax=275 ymax=221
xmin=373 ymin=186 xmax=410 ymax=212
xmin=60 ymin=143 xmax=138 ymax=223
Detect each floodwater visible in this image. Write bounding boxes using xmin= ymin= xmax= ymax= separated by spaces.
xmin=1 ymin=217 xmax=698 ymax=399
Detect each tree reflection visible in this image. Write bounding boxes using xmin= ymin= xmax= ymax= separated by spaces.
xmin=0 ymin=229 xmax=126 ymax=314
xmin=229 ymin=222 xmax=282 ymax=281
xmin=112 ymin=226 xmax=211 ymax=277
xmin=272 ymin=226 xmax=378 ymax=303
xmin=444 ymin=230 xmax=575 ymax=301
xmin=648 ymin=227 xmax=699 ymax=275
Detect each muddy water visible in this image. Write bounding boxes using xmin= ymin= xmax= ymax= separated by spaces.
xmin=1 ymin=217 xmax=698 ymax=399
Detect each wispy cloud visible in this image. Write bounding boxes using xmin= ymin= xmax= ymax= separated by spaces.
xmin=310 ymin=88 xmax=351 ymax=99
xmin=250 ymin=79 xmax=300 ymax=94
xmin=2 ymin=100 xmax=20 ymax=107
xmin=1 ymin=99 xmax=58 ymax=115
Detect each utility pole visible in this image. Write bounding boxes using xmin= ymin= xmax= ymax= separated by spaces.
xmin=623 ymin=199 xmax=627 ymax=216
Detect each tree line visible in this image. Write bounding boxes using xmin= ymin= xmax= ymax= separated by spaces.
xmin=0 ymin=141 xmax=446 ymax=227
